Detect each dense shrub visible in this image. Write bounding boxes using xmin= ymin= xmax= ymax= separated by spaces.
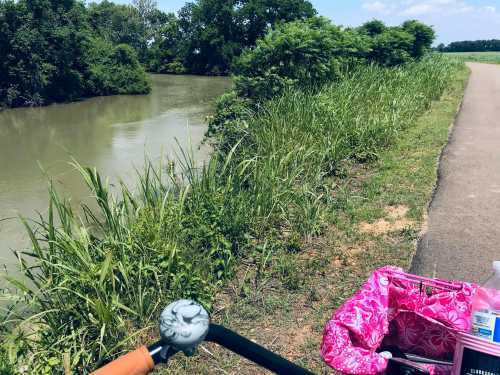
xmin=85 ymin=42 xmax=151 ymax=95
xmin=206 ymin=91 xmax=253 ymax=151
xmin=228 ymin=18 xmax=436 ymax=101
xmin=232 ymin=17 xmax=369 ymax=98
xmin=402 ymin=20 xmax=435 ymax=59
xmin=0 ymin=0 xmax=150 ymax=109
xmin=367 ymin=27 xmax=415 ymax=66
xmin=359 ymin=19 xmax=435 ymax=66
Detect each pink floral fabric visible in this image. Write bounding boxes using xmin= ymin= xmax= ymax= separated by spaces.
xmin=321 ymin=266 xmax=477 ymax=375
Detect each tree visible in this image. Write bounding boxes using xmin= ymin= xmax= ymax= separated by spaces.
xmin=358 ymin=19 xmax=386 ymax=36
xmin=440 ymin=39 xmax=500 ymax=52
xmin=237 ymin=0 xmax=316 ymax=45
xmin=176 ymin=0 xmax=242 ymax=74
xmin=146 ymin=12 xmax=186 ymax=73
xmin=402 ymin=20 xmax=435 ymax=58
xmin=357 ymin=20 xmax=435 ymax=66
xmin=88 ymin=1 xmax=147 ymax=61
xmin=232 ymin=17 xmax=370 ymax=98
xmin=368 ymin=27 xmax=415 ymax=66
xmin=168 ymin=0 xmax=317 ymax=75
xmin=133 ymin=0 xmax=157 ymax=23
xmin=0 ymin=0 xmax=150 ymax=109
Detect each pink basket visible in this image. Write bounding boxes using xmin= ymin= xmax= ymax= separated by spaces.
xmin=321 ymin=266 xmax=478 ymax=375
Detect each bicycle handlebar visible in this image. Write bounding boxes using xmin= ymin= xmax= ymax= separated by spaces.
xmin=90 ymin=300 xmax=315 ymax=375
xmin=90 ymin=346 xmax=154 ymax=375
xmin=206 ymin=324 xmax=314 ymax=375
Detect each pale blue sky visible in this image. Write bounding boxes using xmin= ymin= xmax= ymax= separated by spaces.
xmin=111 ymin=0 xmax=500 ymax=44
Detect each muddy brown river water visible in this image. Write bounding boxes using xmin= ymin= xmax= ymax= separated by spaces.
xmin=0 ymin=74 xmax=231 ymax=273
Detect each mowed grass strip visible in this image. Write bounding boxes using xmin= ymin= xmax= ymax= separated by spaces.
xmin=444 ymin=51 xmax=500 ymax=65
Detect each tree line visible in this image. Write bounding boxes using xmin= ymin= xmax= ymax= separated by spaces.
xmin=0 ymin=0 xmax=155 ymax=109
xmin=0 ymin=0 xmax=436 ymax=109
xmin=437 ymin=39 xmax=500 ymax=53
xmin=90 ymin=0 xmax=317 ymax=75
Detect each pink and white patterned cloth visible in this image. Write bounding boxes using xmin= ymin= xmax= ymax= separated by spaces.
xmin=321 ymin=266 xmax=478 ymax=375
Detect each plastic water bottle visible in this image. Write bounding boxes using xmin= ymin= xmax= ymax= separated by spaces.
xmin=470 ymin=261 xmax=500 ymax=343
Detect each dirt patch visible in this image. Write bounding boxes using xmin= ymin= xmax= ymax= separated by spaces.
xmin=359 ymin=205 xmax=414 ymax=235
xmin=385 ymin=205 xmax=409 ymax=219
xmin=346 ymin=241 xmax=375 ymax=256
xmin=276 ymin=324 xmax=314 ymax=360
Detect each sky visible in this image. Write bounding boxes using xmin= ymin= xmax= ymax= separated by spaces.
xmin=115 ymin=0 xmax=500 ymax=45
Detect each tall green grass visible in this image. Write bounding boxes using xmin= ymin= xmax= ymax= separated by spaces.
xmin=1 ymin=56 xmax=462 ymax=374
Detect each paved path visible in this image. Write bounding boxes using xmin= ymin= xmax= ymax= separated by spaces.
xmin=411 ymin=63 xmax=500 ymax=284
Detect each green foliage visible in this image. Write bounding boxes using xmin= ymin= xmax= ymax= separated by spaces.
xmin=206 ymin=90 xmax=252 ymax=146
xmin=88 ymin=0 xmax=147 ymax=59
xmin=232 ymin=17 xmax=369 ymax=98
xmin=88 ymin=0 xmax=165 ymax=64
xmin=230 ymin=18 xmax=436 ymax=100
xmin=0 ymin=0 xmax=150 ymax=109
xmin=358 ymin=19 xmax=386 ymax=36
xmin=439 ymin=39 xmax=500 ymax=52
xmin=357 ymin=19 xmax=435 ymax=66
xmin=2 ymin=56 xmax=461 ymax=373
xmin=86 ymin=42 xmax=151 ymax=95
xmin=367 ymin=27 xmax=414 ymax=66
xmin=146 ymin=12 xmax=187 ymax=73
xmin=402 ymin=20 xmax=435 ymax=59
xmin=158 ymin=0 xmax=316 ymax=75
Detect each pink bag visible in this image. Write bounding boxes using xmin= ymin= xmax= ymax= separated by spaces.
xmin=321 ymin=266 xmax=478 ymax=375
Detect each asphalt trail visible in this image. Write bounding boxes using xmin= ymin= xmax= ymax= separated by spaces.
xmin=412 ymin=63 xmax=500 ymax=283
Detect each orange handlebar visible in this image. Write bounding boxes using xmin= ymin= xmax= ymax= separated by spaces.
xmin=90 ymin=346 xmax=154 ymax=375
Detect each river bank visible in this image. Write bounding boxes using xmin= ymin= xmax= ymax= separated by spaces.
xmin=0 ymin=56 xmax=467 ymax=374
xmin=0 ymin=74 xmax=230 ymax=273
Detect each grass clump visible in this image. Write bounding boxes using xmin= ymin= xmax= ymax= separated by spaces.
xmin=1 ymin=55 xmax=464 ymax=374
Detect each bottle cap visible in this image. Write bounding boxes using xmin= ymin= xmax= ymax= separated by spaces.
xmin=494 ymin=261 xmax=500 ymax=274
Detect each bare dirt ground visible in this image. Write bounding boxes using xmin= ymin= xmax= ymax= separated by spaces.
xmin=412 ymin=63 xmax=500 ymax=283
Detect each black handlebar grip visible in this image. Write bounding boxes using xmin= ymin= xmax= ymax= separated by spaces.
xmin=205 ymin=324 xmax=315 ymax=375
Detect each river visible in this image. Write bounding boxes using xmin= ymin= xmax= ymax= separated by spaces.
xmin=0 ymin=74 xmax=231 ymax=273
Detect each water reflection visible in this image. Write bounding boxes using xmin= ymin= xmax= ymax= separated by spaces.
xmin=0 ymin=74 xmax=231 ymax=270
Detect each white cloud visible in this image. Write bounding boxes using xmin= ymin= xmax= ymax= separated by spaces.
xmin=357 ymin=0 xmax=500 ymax=44
xmin=367 ymin=1 xmax=500 ymax=18
xmin=361 ymin=0 xmax=492 ymax=17
xmin=401 ymin=3 xmax=435 ymax=16
xmin=362 ymin=1 xmax=390 ymax=13
xmin=482 ymin=6 xmax=497 ymax=13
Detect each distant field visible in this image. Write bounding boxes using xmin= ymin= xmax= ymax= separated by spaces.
xmin=444 ymin=51 xmax=500 ymax=64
